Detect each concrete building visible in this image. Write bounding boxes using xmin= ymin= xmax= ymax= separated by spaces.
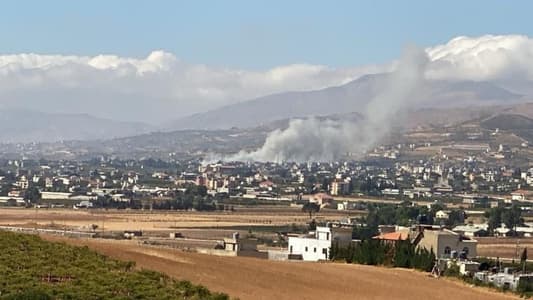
xmin=452 ymin=224 xmax=489 ymax=237
xmin=435 ymin=210 xmax=449 ymax=220
xmin=288 ymin=226 xmax=353 ymax=261
xmin=476 ymin=268 xmax=533 ymax=291
xmin=309 ymin=193 xmax=334 ymax=207
xmin=330 ymin=180 xmax=349 ymax=196
xmin=412 ymin=226 xmax=477 ymax=258
xmin=41 ymin=192 xmax=72 ymax=200
xmin=16 ymin=176 xmax=29 ymax=190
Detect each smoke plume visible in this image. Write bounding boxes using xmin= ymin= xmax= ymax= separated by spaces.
xmin=224 ymin=46 xmax=429 ymax=163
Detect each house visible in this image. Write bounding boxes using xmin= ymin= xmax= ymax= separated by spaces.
xmin=288 ymin=226 xmax=353 ymax=261
xmin=511 ymin=189 xmax=533 ymax=202
xmin=461 ymin=194 xmax=482 ymax=207
xmin=224 ymin=232 xmax=241 ymax=252
xmin=259 ymin=180 xmax=274 ymax=189
xmin=381 ymin=188 xmax=400 ymax=196
xmin=41 ymin=192 xmax=72 ymax=200
xmin=452 ymin=224 xmax=489 ymax=237
xmin=309 ymin=193 xmax=334 ymax=207
xmin=476 ymin=268 xmax=533 ymax=291
xmin=494 ymin=225 xmax=513 ymax=237
xmin=435 ymin=210 xmax=449 ymax=220
xmin=16 ymin=176 xmax=29 ymax=190
xmin=330 ymin=180 xmax=350 ymax=196
xmin=411 ymin=226 xmax=477 ymax=258
xmin=372 ymin=231 xmax=409 ymax=246
xmin=7 ymin=190 xmax=21 ymax=198
xmin=74 ymin=201 xmax=94 ymax=209
xmin=337 ymin=201 xmax=358 ymax=211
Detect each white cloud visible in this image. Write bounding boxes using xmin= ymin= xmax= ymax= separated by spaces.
xmin=426 ymin=34 xmax=533 ymax=81
xmin=1 ymin=34 xmax=533 ymax=124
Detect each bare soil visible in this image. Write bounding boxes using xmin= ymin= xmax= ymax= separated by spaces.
xmin=0 ymin=207 xmax=355 ymax=231
xmin=43 ymin=235 xmax=518 ymax=300
xmin=477 ymin=237 xmax=533 ymax=259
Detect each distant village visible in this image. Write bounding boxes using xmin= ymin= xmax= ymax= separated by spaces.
xmin=2 ymin=143 xmax=533 ymax=294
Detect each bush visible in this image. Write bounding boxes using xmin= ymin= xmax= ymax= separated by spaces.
xmin=443 ymin=263 xmax=460 ymax=277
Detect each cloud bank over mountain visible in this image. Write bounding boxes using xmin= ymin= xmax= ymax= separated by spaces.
xmin=0 ymin=34 xmax=533 ymax=124
xmin=0 ymin=51 xmax=383 ymax=123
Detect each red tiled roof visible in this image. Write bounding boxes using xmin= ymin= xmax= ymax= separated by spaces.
xmin=372 ymin=231 xmax=409 ymax=241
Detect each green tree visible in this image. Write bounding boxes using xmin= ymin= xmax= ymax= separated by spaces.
xmin=521 ymin=247 xmax=528 ymax=273
xmin=302 ymin=202 xmax=320 ymax=219
xmin=23 ymin=187 xmax=41 ymax=204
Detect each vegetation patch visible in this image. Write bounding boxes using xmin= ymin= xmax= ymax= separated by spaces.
xmin=0 ymin=231 xmax=229 ymax=300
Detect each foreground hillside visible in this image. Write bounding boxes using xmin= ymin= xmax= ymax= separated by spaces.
xmin=44 ymin=236 xmax=518 ymax=300
xmin=0 ymin=231 xmax=228 ymax=300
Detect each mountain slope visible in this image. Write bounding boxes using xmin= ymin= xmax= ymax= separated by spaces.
xmin=0 ymin=109 xmax=153 ymax=143
xmin=168 ymin=74 xmax=523 ymax=130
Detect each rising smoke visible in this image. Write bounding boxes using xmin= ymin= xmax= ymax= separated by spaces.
xmin=223 ymin=46 xmax=429 ymax=163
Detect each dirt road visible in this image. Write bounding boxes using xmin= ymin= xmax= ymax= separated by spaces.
xmin=43 ymin=236 xmax=517 ymax=300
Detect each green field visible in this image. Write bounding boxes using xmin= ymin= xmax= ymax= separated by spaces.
xmin=0 ymin=231 xmax=229 ymax=300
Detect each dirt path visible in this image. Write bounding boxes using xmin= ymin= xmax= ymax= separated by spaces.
xmin=42 ymin=235 xmax=517 ymax=300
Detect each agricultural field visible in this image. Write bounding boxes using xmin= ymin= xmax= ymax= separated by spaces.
xmin=477 ymin=237 xmax=533 ymax=260
xmin=0 ymin=207 xmax=356 ymax=232
xmin=43 ymin=235 xmax=518 ymax=300
xmin=0 ymin=231 xmax=228 ymax=299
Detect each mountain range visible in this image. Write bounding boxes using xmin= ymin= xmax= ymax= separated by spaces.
xmin=1 ymin=73 xmax=530 ymax=143
xmin=0 ymin=109 xmax=153 ymax=143
xmin=167 ymin=74 xmax=525 ymax=130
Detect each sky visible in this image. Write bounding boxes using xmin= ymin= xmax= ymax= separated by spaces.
xmin=1 ymin=0 xmax=532 ymax=69
xmin=1 ymin=1 xmax=533 ymax=124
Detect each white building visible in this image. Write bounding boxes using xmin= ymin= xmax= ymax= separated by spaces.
xmin=435 ymin=210 xmax=449 ymax=220
xmin=41 ymin=192 xmax=72 ymax=200
xmin=288 ymin=226 xmax=353 ymax=261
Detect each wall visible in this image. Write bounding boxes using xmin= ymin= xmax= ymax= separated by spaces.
xmin=288 ymin=237 xmax=330 ymax=261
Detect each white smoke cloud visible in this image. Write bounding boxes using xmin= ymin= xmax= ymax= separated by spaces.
xmin=227 ymin=46 xmax=429 ymax=163
xmin=222 ymin=34 xmax=533 ymax=163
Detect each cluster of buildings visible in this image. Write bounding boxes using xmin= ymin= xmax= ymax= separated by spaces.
xmin=1 ymin=156 xmax=533 ymax=212
xmin=287 ymin=224 xmax=478 ymax=262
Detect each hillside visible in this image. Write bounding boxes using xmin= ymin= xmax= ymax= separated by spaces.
xmin=46 ymin=235 xmax=518 ymax=300
xmin=168 ymin=74 xmax=523 ymax=130
xmin=481 ymin=114 xmax=533 ymax=130
xmin=0 ymin=109 xmax=153 ymax=143
xmin=0 ymin=231 xmax=228 ymax=299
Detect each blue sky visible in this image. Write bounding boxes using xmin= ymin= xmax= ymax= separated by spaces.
xmin=1 ymin=0 xmax=531 ymax=69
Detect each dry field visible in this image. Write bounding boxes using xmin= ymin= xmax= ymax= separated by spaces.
xmin=43 ymin=235 xmax=517 ymax=300
xmin=477 ymin=237 xmax=533 ymax=259
xmin=0 ymin=207 xmax=357 ymax=232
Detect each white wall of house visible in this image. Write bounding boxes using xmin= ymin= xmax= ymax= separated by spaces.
xmin=289 ymin=227 xmax=334 ymax=261
xmin=288 ymin=236 xmax=330 ymax=261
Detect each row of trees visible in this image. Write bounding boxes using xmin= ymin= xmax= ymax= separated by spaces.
xmin=351 ymin=202 xmax=466 ymax=240
xmin=485 ymin=204 xmax=523 ymax=233
xmin=329 ymin=240 xmax=435 ymax=272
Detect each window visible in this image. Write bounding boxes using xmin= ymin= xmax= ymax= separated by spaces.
xmin=290 ymin=246 xmax=293 ymax=253
xmin=322 ymin=248 xmax=327 ymax=254
xmin=444 ymin=246 xmax=451 ymax=255
xmin=326 ymin=233 xmax=330 ymax=240
xmin=462 ymin=247 xmax=469 ymax=255
xmin=305 ymin=246 xmax=308 ymax=252
xmin=314 ymin=247 xmax=317 ymax=253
